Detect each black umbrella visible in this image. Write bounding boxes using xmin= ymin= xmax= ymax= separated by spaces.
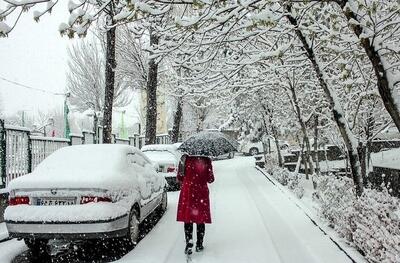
xmin=178 ymin=131 xmax=238 ymax=156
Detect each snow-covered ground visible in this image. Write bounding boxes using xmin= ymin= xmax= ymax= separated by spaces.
xmin=0 ymin=222 xmax=9 ymax=241
xmin=0 ymin=156 xmax=361 ymax=263
xmin=117 ymin=157 xmax=355 ymax=263
xmin=0 ymin=239 xmax=26 ymax=262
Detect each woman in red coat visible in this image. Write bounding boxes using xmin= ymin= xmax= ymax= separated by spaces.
xmin=177 ymin=154 xmax=214 ymax=255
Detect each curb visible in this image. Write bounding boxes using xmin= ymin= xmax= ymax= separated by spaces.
xmin=0 ymin=191 xmax=8 ymax=223
xmin=0 ymin=191 xmax=10 ymax=243
xmin=0 ymin=236 xmax=11 ymax=243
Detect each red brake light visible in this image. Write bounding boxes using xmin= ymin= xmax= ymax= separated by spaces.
xmin=9 ymin=196 xmax=30 ymax=206
xmin=167 ymin=166 xmax=176 ymax=173
xmin=80 ymin=196 xmax=112 ymax=204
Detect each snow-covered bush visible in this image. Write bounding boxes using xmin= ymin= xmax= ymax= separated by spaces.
xmin=352 ymin=187 xmax=400 ymax=263
xmin=288 ymin=173 xmax=305 ymax=199
xmin=269 ymin=166 xmax=304 ymax=199
xmin=270 ymin=166 xmax=289 ymax=186
xmin=264 ymin=154 xmax=278 ymax=175
xmin=314 ymin=175 xmax=356 ymax=241
xmin=314 ymin=175 xmax=400 ymax=262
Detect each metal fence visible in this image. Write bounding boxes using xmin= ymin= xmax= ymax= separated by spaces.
xmin=30 ymin=136 xmax=70 ymax=171
xmin=4 ymin=126 xmax=30 ymax=185
xmin=0 ymin=119 xmax=170 ymax=188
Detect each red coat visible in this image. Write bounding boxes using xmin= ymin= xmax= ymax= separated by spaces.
xmin=176 ymin=156 xmax=214 ymax=224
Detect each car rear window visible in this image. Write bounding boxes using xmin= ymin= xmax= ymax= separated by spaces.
xmin=143 ymin=151 xmax=177 ymax=163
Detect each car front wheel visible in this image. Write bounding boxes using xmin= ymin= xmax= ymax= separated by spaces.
xmin=125 ymin=209 xmax=140 ymax=247
xmin=249 ymin=147 xmax=259 ymax=156
xmin=160 ymin=191 xmax=168 ymax=212
xmin=280 ymin=144 xmax=289 ymax=151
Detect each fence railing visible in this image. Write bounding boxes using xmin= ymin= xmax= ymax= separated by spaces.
xmin=0 ymin=120 xmax=170 ymax=188
xmin=4 ymin=125 xmax=30 ymax=185
xmin=30 ymin=136 xmax=70 ymax=171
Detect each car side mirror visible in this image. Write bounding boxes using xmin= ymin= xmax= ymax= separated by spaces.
xmin=153 ymin=163 xmax=159 ymax=171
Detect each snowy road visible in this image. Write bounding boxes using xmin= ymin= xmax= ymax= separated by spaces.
xmin=117 ymin=157 xmax=353 ymax=263
xmin=0 ymin=156 xmax=354 ymax=263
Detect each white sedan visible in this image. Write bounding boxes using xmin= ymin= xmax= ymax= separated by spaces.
xmin=141 ymin=144 xmax=181 ymax=191
xmin=5 ymin=144 xmax=167 ymax=252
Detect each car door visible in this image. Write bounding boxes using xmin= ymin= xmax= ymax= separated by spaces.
xmin=127 ymin=152 xmax=154 ymax=219
xmin=135 ymin=151 xmax=163 ymax=218
xmin=140 ymin=152 xmax=165 ymax=212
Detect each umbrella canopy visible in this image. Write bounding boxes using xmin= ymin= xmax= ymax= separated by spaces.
xmin=178 ymin=131 xmax=238 ymax=156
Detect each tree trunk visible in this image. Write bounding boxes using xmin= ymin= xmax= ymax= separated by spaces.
xmin=145 ymin=28 xmax=159 ymax=145
xmin=365 ymin=110 xmax=375 ymax=181
xmin=287 ymin=80 xmax=314 ymax=177
xmin=274 ymin=137 xmax=283 ymax=167
xmin=301 ymin=138 xmax=309 ymax=177
xmin=268 ymin=139 xmax=271 ymax=154
xmin=171 ymin=98 xmax=183 ymax=143
xmin=260 ymin=103 xmax=282 ymax=166
xmin=313 ymin=115 xmax=320 ymax=175
xmin=196 ymin=110 xmax=206 ymax=132
xmin=102 ymin=25 xmax=116 ymax=144
xmin=357 ymin=142 xmax=367 ymax=185
xmin=285 ymin=5 xmax=363 ymax=196
xmin=335 ymin=0 xmax=400 ymax=133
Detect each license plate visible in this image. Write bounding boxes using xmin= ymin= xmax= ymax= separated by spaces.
xmin=36 ymin=198 xmax=76 ymax=206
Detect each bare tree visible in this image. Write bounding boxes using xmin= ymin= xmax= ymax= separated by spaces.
xmin=67 ymin=36 xmax=131 ymax=112
xmin=0 ymin=0 xmax=170 ymax=143
xmin=115 ymin=26 xmax=149 ymax=91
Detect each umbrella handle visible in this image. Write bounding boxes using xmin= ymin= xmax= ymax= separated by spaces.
xmin=178 ymin=155 xmax=187 ymax=177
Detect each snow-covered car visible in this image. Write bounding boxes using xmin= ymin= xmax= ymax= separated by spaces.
xmin=240 ymin=141 xmax=264 ymax=156
xmin=5 ymin=144 xmax=167 ymax=252
xmin=141 ymin=144 xmax=181 ymax=191
xmin=240 ymin=139 xmax=290 ymax=155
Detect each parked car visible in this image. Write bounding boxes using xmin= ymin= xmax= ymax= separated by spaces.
xmin=5 ymin=144 xmax=167 ymax=252
xmin=240 ymin=141 xmax=264 ymax=156
xmin=141 ymin=144 xmax=181 ymax=191
xmin=240 ymin=139 xmax=290 ymax=156
xmin=212 ymin=151 xmax=235 ymax=160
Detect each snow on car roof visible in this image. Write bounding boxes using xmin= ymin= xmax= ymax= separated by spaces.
xmin=141 ymin=144 xmax=178 ymax=152
xmin=143 ymin=151 xmax=177 ymax=165
xmin=8 ymin=144 xmax=152 ymax=190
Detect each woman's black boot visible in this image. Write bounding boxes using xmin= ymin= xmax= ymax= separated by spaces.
xmin=185 ymin=240 xmax=193 ymax=255
xmin=184 ymin=223 xmax=193 ymax=254
xmin=196 ymin=223 xmax=205 ymax=252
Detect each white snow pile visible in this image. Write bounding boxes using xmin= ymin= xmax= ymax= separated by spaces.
xmin=0 ymin=22 xmax=11 ymax=36
xmin=371 ymin=148 xmax=400 ymax=170
xmin=141 ymin=144 xmax=178 ymax=153
xmin=311 ymin=174 xmax=400 ymax=262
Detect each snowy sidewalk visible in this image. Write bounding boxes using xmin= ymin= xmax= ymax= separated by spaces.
xmin=117 ymin=157 xmax=355 ymax=263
